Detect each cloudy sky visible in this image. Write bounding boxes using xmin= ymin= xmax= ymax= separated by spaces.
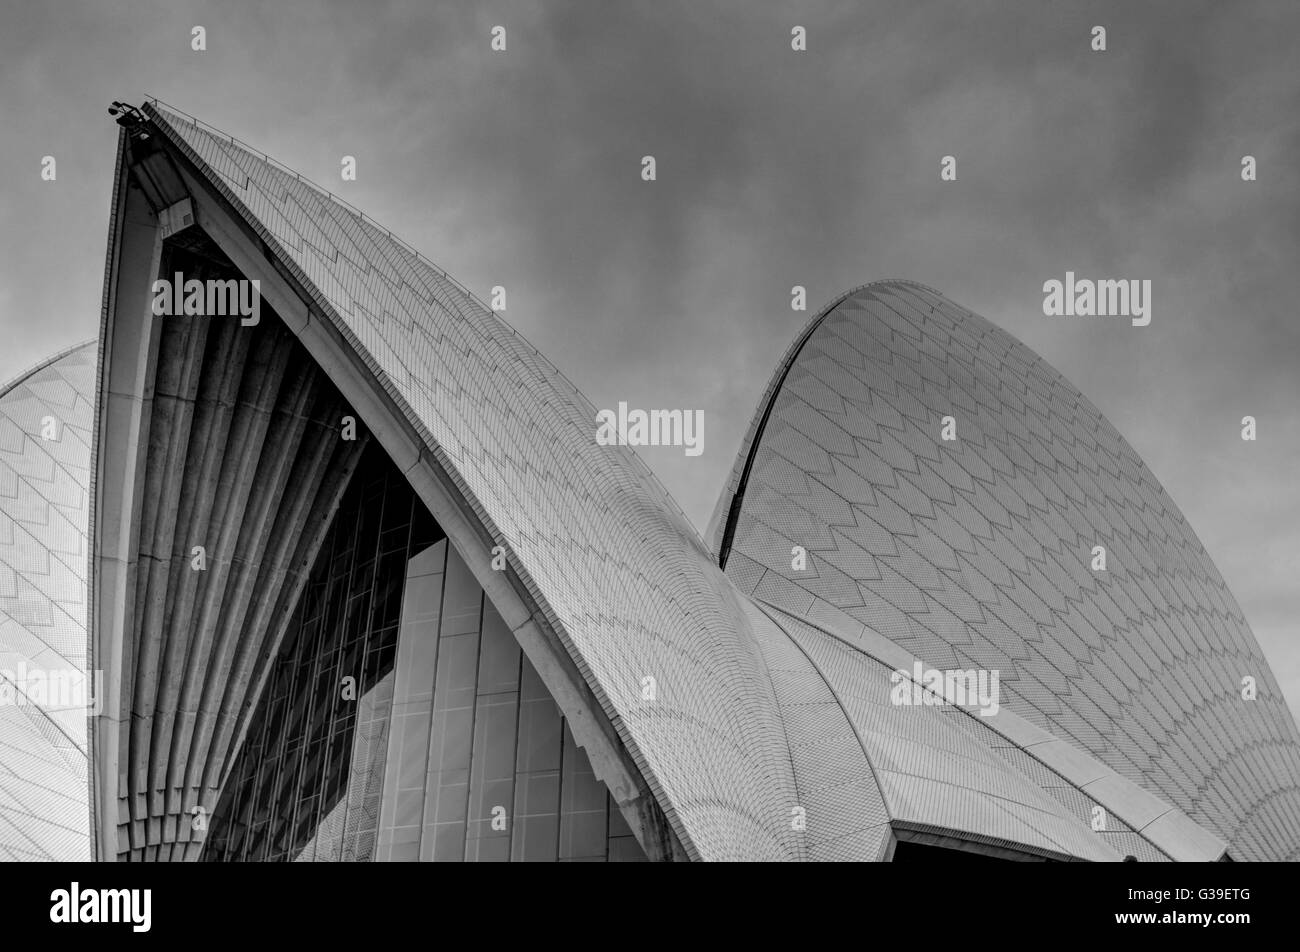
xmin=1 ymin=0 xmax=1297 ymax=717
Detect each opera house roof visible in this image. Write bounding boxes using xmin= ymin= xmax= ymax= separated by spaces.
xmin=1 ymin=102 xmax=1296 ymax=861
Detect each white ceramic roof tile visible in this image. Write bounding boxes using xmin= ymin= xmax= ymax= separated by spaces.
xmin=713 ymin=281 xmax=1300 ymax=861
xmin=148 ymin=105 xmax=816 ymax=861
xmin=0 ymin=343 xmax=95 ymax=860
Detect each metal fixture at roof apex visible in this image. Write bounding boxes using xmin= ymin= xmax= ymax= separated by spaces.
xmin=107 ymin=101 xmax=150 ymax=140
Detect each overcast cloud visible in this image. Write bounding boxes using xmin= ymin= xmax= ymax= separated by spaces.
xmin=1 ymin=0 xmax=1297 ymax=719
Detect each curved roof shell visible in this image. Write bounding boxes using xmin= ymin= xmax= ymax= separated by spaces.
xmin=5 ymin=105 xmax=1271 ymax=862
xmin=709 ymin=280 xmax=1300 ymax=861
xmin=0 ymin=342 xmax=96 ymax=860
xmin=101 ymin=104 xmax=807 ymax=860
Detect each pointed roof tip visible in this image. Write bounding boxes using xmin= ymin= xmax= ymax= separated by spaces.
xmin=142 ymin=98 xmax=491 ymax=305
xmin=115 ymin=96 xmax=818 ymax=860
xmin=107 ymin=101 xmax=152 ymax=142
xmin=136 ymin=97 xmax=705 ymax=539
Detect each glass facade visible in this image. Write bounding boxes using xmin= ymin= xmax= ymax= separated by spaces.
xmin=204 ymin=443 xmax=644 ymax=862
xmin=203 ymin=444 xmax=439 ymax=861
xmin=8 ymin=101 xmax=1287 ymax=864
xmin=375 ymin=538 xmax=644 ymax=862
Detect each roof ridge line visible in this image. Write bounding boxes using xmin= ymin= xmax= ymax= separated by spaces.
xmin=0 ymin=339 xmax=96 ymax=403
xmin=141 ymin=98 xmax=706 ymax=541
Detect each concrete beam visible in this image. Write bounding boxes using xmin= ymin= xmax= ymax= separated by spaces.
xmin=91 ymin=148 xmax=165 ymax=862
xmin=166 ymin=135 xmax=683 ymax=861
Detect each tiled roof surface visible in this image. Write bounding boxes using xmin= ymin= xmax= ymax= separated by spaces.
xmin=139 ymin=104 xmax=1268 ymax=860
xmin=0 ymin=342 xmax=95 ymax=860
xmin=0 ymin=103 xmax=1262 ymax=861
xmin=711 ymin=281 xmax=1300 ymax=861
xmin=147 ymin=104 xmax=806 ymax=860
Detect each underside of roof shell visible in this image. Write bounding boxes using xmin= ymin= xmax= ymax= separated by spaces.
xmin=16 ymin=103 xmax=1266 ymax=863
xmin=93 ymin=104 xmax=809 ymax=861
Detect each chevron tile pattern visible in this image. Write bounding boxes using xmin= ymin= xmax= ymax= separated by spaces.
xmin=0 ymin=342 xmax=95 ymax=860
xmin=145 ymin=104 xmax=807 ymax=860
xmin=711 ymin=281 xmax=1300 ymax=861
xmin=127 ymin=105 xmax=1260 ymax=861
